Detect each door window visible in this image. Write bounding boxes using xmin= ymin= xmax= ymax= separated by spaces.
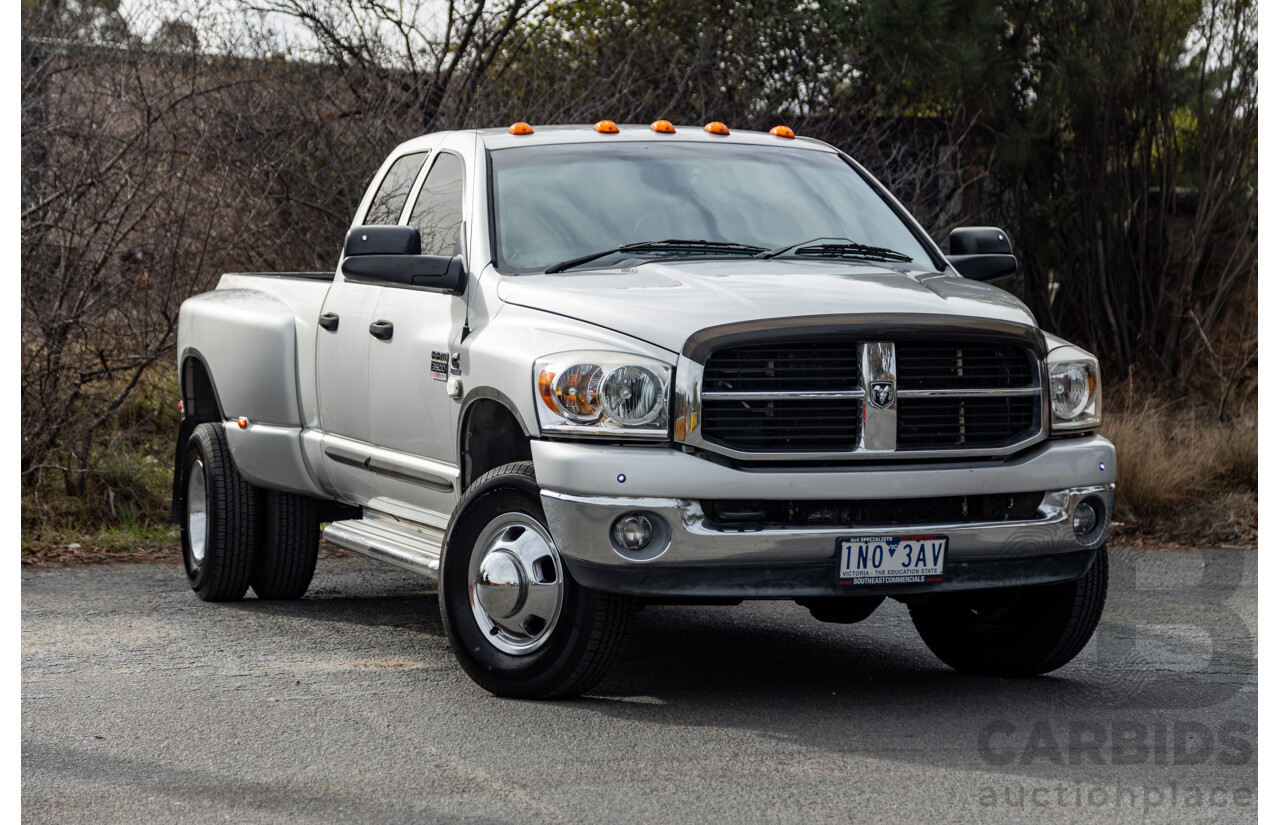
xmin=408 ymin=153 xmax=465 ymax=256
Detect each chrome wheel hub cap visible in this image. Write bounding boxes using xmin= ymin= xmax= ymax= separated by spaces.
xmin=186 ymin=458 xmax=208 ymax=565
xmin=469 ymin=513 xmax=564 ymax=655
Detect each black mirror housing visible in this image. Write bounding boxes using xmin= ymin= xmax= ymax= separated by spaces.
xmin=341 ymin=254 xmax=467 ymax=294
xmin=947 ymin=226 xmax=1018 ymax=281
xmin=344 ymin=225 xmax=421 ymax=257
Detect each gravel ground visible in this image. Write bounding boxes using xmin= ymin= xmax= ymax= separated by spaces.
xmin=22 ymin=546 xmax=1257 ymax=824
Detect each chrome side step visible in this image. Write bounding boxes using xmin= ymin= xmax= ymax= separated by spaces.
xmin=322 ymin=512 xmax=444 ymax=584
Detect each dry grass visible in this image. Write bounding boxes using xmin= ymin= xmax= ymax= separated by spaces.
xmin=1101 ymin=387 xmax=1257 ymax=547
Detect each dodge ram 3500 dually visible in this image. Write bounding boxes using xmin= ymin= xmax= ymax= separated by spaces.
xmin=173 ymin=120 xmax=1115 ymax=698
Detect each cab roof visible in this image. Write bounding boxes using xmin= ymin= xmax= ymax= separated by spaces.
xmin=397 ymin=123 xmax=838 ymax=154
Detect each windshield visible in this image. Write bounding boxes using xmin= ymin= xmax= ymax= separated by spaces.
xmin=488 ymin=142 xmax=936 ymax=273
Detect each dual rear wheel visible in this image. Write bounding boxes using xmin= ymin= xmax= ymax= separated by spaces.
xmin=180 ymin=422 xmax=320 ymax=602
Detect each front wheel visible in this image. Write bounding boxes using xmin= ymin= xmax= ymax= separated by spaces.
xmin=439 ymin=462 xmax=631 ymax=699
xmin=909 ymin=547 xmax=1109 ymax=677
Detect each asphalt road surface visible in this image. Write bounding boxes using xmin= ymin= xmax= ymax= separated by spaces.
xmin=23 ymin=546 xmax=1257 ymax=824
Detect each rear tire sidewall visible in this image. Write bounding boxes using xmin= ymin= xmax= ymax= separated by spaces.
xmin=179 ymin=423 xmax=256 ymax=601
xmin=181 ymin=436 xmax=216 ymax=592
xmin=251 ymin=491 xmax=320 ymax=600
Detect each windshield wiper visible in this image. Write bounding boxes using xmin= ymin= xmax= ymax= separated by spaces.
xmin=545 ymin=239 xmax=768 ymax=274
xmin=757 ymin=236 xmax=914 ymax=264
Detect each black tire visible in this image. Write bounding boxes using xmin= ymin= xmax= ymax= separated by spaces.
xmin=439 ymin=461 xmax=631 ymax=699
xmin=909 ymin=546 xmax=1109 ymax=677
xmin=251 ymin=491 xmax=321 ymax=600
xmin=181 ymin=422 xmax=259 ymax=602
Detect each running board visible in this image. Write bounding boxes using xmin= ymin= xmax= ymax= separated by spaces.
xmin=322 ymin=514 xmax=444 ymax=583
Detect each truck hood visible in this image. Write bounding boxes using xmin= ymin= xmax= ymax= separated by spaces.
xmin=495 ymin=258 xmax=1039 ymax=354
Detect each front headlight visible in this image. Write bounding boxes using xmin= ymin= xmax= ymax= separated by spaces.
xmin=1047 ymin=345 xmax=1101 ymax=432
xmin=534 ymin=351 xmax=672 ymax=439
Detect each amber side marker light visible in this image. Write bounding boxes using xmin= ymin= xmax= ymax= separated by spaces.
xmin=704 ymin=121 xmax=730 ymax=136
xmin=594 ymin=120 xmax=620 ymax=134
xmin=509 ymin=121 xmax=533 ymax=135
xmin=650 ymin=119 xmax=676 ymax=134
xmin=769 ymin=125 xmax=796 ymax=139
xmin=237 ymin=417 xmax=248 ymax=429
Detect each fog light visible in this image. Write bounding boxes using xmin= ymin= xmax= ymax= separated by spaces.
xmin=612 ymin=514 xmax=654 ymax=551
xmin=1072 ymin=500 xmax=1100 ymax=537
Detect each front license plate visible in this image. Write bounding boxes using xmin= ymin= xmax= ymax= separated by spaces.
xmin=837 ymin=535 xmax=948 ymax=585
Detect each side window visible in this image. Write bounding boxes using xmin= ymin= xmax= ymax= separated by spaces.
xmin=408 ymin=153 xmax=465 ymax=257
xmin=363 ymin=152 xmax=427 ymax=225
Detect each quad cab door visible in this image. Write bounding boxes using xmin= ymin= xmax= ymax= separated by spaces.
xmin=364 ymin=134 xmax=474 ymax=522
xmin=314 ymin=146 xmax=435 ymax=502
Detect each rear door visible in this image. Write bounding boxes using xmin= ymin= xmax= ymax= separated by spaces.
xmin=315 ymin=147 xmax=433 ymax=502
xmin=364 ymin=135 xmax=474 ymax=519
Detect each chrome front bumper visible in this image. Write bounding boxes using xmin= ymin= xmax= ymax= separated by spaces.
xmin=532 ymin=435 xmax=1116 ymax=599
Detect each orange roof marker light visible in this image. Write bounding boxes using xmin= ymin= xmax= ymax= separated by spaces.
xmin=650 ymin=119 xmax=676 ymax=134
xmin=769 ymin=124 xmax=796 ymax=139
xmin=704 ymin=121 xmax=730 ymax=136
xmin=594 ymin=120 xmax=620 ymax=134
xmin=508 ymin=121 xmax=534 ymax=135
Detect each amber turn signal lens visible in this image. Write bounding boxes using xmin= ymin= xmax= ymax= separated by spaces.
xmin=508 ymin=121 xmax=533 ymax=135
xmin=537 ymin=370 xmax=557 ymax=411
xmin=594 ymin=120 xmax=620 ymax=134
xmin=769 ymin=125 xmax=796 ymax=138
xmin=237 ymin=417 xmax=248 ymax=429
xmin=650 ymin=119 xmax=676 ymax=134
xmin=704 ymin=121 xmax=730 ymax=135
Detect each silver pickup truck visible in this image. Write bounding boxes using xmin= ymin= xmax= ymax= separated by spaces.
xmin=173 ymin=121 xmax=1115 ymax=698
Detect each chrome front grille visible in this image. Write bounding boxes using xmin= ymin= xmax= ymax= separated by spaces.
xmin=689 ymin=336 xmax=1043 ymax=459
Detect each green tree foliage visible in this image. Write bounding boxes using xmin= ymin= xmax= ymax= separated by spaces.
xmin=489 ymin=0 xmax=1255 ymax=389
xmin=476 ymin=0 xmax=859 ymax=126
xmin=151 ymin=18 xmax=200 ymax=53
xmin=852 ymin=0 xmax=1256 ymax=387
xmin=22 ymin=0 xmax=131 ymax=42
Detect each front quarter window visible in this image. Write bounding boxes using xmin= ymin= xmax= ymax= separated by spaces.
xmin=364 ymin=152 xmax=427 ymax=225
xmin=408 ymin=152 xmax=465 ymax=256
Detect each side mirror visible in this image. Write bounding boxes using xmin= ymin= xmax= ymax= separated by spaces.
xmin=947 ymin=226 xmax=1018 ymax=281
xmin=340 ymin=226 xmax=467 ymax=294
